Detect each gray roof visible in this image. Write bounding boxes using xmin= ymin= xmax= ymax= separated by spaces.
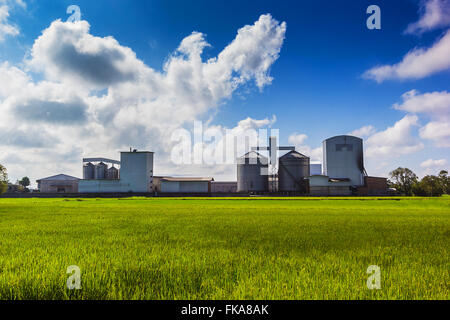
xmin=280 ymin=150 xmax=309 ymax=159
xmin=160 ymin=177 xmax=214 ymax=182
xmin=238 ymin=151 xmax=267 ymax=159
xmin=36 ymin=174 xmax=80 ymax=182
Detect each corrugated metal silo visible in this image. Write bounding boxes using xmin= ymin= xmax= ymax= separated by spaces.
xmin=94 ymin=162 xmax=107 ymax=180
xmin=106 ymin=166 xmax=119 ymax=180
xmin=323 ymin=135 xmax=367 ymax=186
xmin=278 ymin=151 xmax=310 ymax=193
xmin=237 ymin=151 xmax=269 ymax=193
xmin=83 ymin=162 xmax=95 ymax=180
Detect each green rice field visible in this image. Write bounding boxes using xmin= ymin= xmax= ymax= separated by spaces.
xmin=0 ymin=197 xmax=448 ymax=300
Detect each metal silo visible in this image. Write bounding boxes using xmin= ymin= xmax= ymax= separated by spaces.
xmin=94 ymin=162 xmax=107 ymax=180
xmin=323 ymin=135 xmax=367 ymax=186
xmin=237 ymin=151 xmax=269 ymax=193
xmin=106 ymin=166 xmax=119 ymax=180
xmin=278 ymin=151 xmax=310 ymax=193
xmin=83 ymin=162 xmax=95 ymax=180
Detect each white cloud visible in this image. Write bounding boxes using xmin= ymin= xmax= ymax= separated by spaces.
xmin=394 ymin=89 xmax=450 ymax=147
xmin=419 ymin=121 xmax=450 ymax=147
xmin=288 ymin=133 xmax=308 ymax=146
xmin=365 ymin=115 xmax=424 ymax=157
xmin=420 ymin=158 xmax=448 ymax=168
xmin=0 ymin=4 xmax=18 ymax=42
xmin=394 ymin=89 xmax=450 ymax=116
xmin=288 ymin=133 xmax=322 ymax=161
xmin=363 ymin=29 xmax=450 ymax=82
xmin=348 ymin=125 xmax=376 ymax=137
xmin=0 ymin=14 xmax=287 ymax=183
xmin=405 ymin=0 xmax=450 ymax=34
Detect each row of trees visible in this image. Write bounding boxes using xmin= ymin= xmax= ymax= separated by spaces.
xmin=0 ymin=164 xmax=30 ymax=195
xmin=389 ymin=167 xmax=449 ymax=197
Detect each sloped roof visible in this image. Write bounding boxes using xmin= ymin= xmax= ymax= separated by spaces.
xmin=238 ymin=151 xmax=267 ymax=159
xmin=280 ymin=150 xmax=309 ymax=159
xmin=36 ymin=174 xmax=80 ymax=182
xmin=161 ymin=177 xmax=214 ymax=182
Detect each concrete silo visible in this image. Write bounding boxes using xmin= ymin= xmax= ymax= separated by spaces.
xmin=94 ymin=162 xmax=108 ymax=180
xmin=323 ymin=135 xmax=367 ymax=186
xmin=278 ymin=151 xmax=310 ymax=193
xmin=83 ymin=162 xmax=95 ymax=180
xmin=237 ymin=151 xmax=269 ymax=193
xmin=106 ymin=166 xmax=119 ymax=180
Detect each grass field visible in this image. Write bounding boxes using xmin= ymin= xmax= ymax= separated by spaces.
xmin=0 ymin=197 xmax=448 ymax=300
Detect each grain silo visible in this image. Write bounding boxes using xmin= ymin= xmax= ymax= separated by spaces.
xmin=83 ymin=162 xmax=95 ymax=180
xmin=323 ymin=135 xmax=367 ymax=186
xmin=106 ymin=166 xmax=119 ymax=180
xmin=94 ymin=162 xmax=108 ymax=180
xmin=237 ymin=151 xmax=269 ymax=193
xmin=278 ymin=151 xmax=310 ymax=193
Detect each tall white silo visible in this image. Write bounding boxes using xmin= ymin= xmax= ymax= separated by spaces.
xmin=323 ymin=135 xmax=367 ymax=186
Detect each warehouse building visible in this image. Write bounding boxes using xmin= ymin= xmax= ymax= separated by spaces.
xmin=153 ymin=177 xmax=213 ymax=193
xmin=211 ymin=181 xmax=238 ymax=193
xmin=36 ymin=174 xmax=81 ymax=193
xmin=357 ymin=176 xmax=388 ymax=196
xmin=308 ymin=175 xmax=352 ymax=196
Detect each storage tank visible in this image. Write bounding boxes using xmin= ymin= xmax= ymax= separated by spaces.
xmin=83 ymin=162 xmax=95 ymax=180
xmin=237 ymin=151 xmax=269 ymax=193
xmin=323 ymin=135 xmax=367 ymax=186
xmin=278 ymin=151 xmax=310 ymax=193
xmin=94 ymin=162 xmax=107 ymax=180
xmin=106 ymin=166 xmax=119 ymax=180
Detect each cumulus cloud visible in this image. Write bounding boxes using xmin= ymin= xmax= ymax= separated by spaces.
xmin=348 ymin=125 xmax=376 ymax=137
xmin=0 ymin=4 xmax=18 ymax=42
xmin=405 ymin=0 xmax=450 ymax=34
xmin=365 ymin=115 xmax=424 ymax=157
xmin=394 ymin=89 xmax=450 ymax=147
xmin=419 ymin=121 xmax=450 ymax=147
xmin=363 ymin=29 xmax=450 ymax=82
xmin=0 ymin=14 xmax=287 ymax=183
xmin=420 ymin=158 xmax=448 ymax=168
xmin=28 ymin=20 xmax=144 ymax=88
xmin=394 ymin=89 xmax=450 ymax=116
xmin=288 ymin=133 xmax=322 ymax=161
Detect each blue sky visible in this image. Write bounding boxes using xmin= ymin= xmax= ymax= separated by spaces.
xmin=0 ymin=0 xmax=449 ymax=184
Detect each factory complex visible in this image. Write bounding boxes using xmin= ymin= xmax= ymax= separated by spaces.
xmin=36 ymin=135 xmax=388 ymax=196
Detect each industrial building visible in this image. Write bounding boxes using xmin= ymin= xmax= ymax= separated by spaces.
xmin=36 ymin=174 xmax=80 ymax=193
xmin=310 ymin=164 xmax=322 ymax=175
xmin=323 ymin=135 xmax=366 ymax=187
xmin=306 ymin=135 xmax=367 ymax=196
xmin=357 ymin=176 xmax=388 ymax=196
xmin=32 ymin=133 xmax=387 ymax=196
xmin=78 ymin=151 xmax=153 ymax=193
xmin=308 ymin=176 xmax=352 ymax=196
xmin=153 ymin=177 xmax=213 ymax=193
xmin=211 ymin=181 xmax=238 ymax=193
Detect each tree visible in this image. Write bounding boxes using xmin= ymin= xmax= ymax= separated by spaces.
xmin=19 ymin=177 xmax=30 ymax=188
xmin=438 ymin=170 xmax=449 ymax=194
xmin=389 ymin=167 xmax=418 ymax=196
xmin=413 ymin=175 xmax=444 ymax=197
xmin=0 ymin=164 xmax=7 ymax=195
